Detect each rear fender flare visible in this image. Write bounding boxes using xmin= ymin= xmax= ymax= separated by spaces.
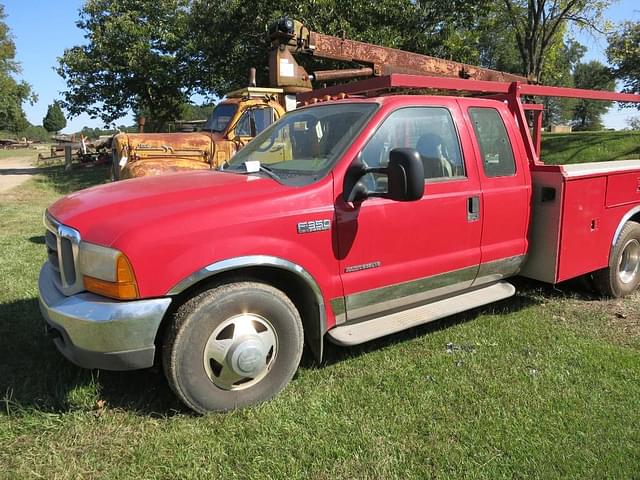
xmin=612 ymin=205 xmax=640 ymax=249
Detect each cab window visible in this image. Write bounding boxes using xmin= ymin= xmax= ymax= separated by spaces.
xmin=236 ymin=107 xmax=276 ymax=137
xmin=468 ymin=107 xmax=516 ymax=177
xmin=360 ymin=107 xmax=465 ymax=191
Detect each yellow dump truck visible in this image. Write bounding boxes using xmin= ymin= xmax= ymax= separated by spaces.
xmin=112 ymin=87 xmax=288 ymax=179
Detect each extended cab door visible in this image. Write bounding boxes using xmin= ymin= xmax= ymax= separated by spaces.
xmin=458 ymin=99 xmax=531 ymax=283
xmin=335 ymin=102 xmax=483 ymax=322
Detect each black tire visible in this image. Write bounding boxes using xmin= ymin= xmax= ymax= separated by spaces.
xmin=593 ymin=221 xmax=640 ymax=298
xmin=163 ymin=282 xmax=304 ymax=413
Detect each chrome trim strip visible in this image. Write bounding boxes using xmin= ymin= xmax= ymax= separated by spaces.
xmin=44 ymin=211 xmax=84 ymax=296
xmin=168 ymin=256 xmax=320 ymax=298
xmin=472 ymin=255 xmax=526 ymax=286
xmin=343 ymin=255 xmax=525 ymax=322
xmin=612 ymin=205 xmax=640 ymax=247
xmin=330 ymin=297 xmax=346 ymax=325
xmin=345 ymin=264 xmax=478 ymax=321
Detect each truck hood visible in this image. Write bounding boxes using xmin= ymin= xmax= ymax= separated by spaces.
xmin=48 ymin=170 xmax=289 ymax=247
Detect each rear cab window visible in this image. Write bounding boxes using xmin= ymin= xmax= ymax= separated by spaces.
xmin=468 ymin=107 xmax=516 ymax=177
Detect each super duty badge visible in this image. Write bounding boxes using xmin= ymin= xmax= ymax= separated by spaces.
xmin=297 ymin=219 xmax=331 ymax=234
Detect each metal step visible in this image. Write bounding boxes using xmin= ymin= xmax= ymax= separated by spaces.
xmin=327 ymin=281 xmax=516 ymax=346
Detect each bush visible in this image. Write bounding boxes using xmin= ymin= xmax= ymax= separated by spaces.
xmin=21 ymin=125 xmax=51 ymax=142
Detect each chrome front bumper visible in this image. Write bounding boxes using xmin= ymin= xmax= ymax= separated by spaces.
xmin=38 ymin=263 xmax=172 ymax=370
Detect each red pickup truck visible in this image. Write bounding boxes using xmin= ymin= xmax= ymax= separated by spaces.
xmin=38 ymin=74 xmax=640 ymax=413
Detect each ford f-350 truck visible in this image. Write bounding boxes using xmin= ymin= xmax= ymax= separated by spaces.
xmin=39 ymin=74 xmax=640 ymax=413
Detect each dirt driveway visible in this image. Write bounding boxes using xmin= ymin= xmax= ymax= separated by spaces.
xmin=0 ymin=155 xmax=40 ymax=194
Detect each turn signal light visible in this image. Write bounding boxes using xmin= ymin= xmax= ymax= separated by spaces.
xmin=83 ymin=255 xmax=139 ymax=300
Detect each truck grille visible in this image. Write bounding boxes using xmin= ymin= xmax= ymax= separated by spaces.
xmin=44 ymin=211 xmax=83 ymax=295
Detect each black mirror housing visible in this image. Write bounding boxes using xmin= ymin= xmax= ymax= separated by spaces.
xmin=342 ymin=148 xmax=424 ymax=203
xmin=343 ymin=157 xmax=369 ymax=203
xmin=386 ymin=148 xmax=424 ymax=201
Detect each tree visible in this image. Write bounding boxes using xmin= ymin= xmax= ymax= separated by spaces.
xmin=21 ymin=125 xmax=50 ymax=142
xmin=607 ymin=21 xmax=640 ymax=104
xmin=475 ymin=9 xmax=523 ymax=74
xmin=0 ymin=3 xmax=35 ymax=134
xmin=58 ymin=0 xmax=493 ymax=119
xmin=180 ymin=103 xmax=214 ymax=121
xmin=501 ymin=0 xmax=610 ymax=82
xmin=187 ymin=0 xmax=494 ymax=96
xmin=541 ymin=38 xmax=586 ymax=126
xmin=57 ymin=0 xmax=193 ymax=131
xmin=627 ymin=117 xmax=640 ymax=131
xmin=43 ymin=101 xmax=66 ymax=133
xmin=572 ymin=60 xmax=615 ymax=130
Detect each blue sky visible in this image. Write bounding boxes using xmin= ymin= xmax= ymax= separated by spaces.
xmin=3 ymin=0 xmax=639 ymax=132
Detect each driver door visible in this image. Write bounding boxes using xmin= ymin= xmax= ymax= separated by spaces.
xmin=335 ymin=103 xmax=483 ymax=321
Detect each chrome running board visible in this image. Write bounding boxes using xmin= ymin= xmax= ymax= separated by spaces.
xmin=327 ymin=282 xmax=516 ymax=346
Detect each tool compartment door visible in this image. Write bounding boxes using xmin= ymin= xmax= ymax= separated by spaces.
xmin=522 ymin=161 xmax=640 ymax=284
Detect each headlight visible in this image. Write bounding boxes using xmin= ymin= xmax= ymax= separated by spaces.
xmin=78 ymin=242 xmax=139 ymax=300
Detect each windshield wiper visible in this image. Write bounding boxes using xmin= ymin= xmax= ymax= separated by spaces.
xmin=225 ymin=162 xmax=282 ymax=181
xmin=253 ymin=164 xmax=282 ymax=182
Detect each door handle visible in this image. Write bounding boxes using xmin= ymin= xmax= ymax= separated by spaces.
xmin=467 ymin=196 xmax=480 ymax=222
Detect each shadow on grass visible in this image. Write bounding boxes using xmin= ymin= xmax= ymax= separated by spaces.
xmin=0 ymin=277 xmax=595 ymax=416
xmin=0 ymin=296 xmax=184 ymax=417
xmin=0 ymin=168 xmax=46 ymax=176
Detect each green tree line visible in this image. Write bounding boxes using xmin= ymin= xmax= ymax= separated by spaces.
xmin=0 ymin=4 xmax=35 ymax=136
xmin=4 ymin=1 xmax=640 ymax=138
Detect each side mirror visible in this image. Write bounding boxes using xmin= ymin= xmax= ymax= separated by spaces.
xmin=342 ymin=148 xmax=424 ymax=203
xmin=386 ymin=148 xmax=424 ymax=201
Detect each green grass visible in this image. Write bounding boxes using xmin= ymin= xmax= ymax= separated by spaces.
xmin=0 ymin=147 xmax=41 ymax=160
xmin=1 ymin=147 xmax=640 ymax=478
xmin=541 ymin=130 xmax=640 ymax=165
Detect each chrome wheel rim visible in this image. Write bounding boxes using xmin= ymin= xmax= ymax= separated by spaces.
xmin=618 ymin=239 xmax=640 ymax=284
xmin=203 ymin=313 xmax=278 ymax=391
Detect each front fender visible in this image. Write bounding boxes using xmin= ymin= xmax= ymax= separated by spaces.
xmin=168 ymin=255 xmax=329 ymax=362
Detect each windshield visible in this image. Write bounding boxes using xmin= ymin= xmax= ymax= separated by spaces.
xmin=227 ymin=103 xmax=378 ymax=186
xmin=202 ymin=103 xmax=238 ymax=133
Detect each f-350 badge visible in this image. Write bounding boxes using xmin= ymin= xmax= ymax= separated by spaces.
xmin=297 ymin=219 xmax=331 ymax=234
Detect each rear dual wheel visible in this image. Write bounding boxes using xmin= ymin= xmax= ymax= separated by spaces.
xmin=594 ymin=221 xmax=640 ymax=298
xmin=163 ymin=282 xmax=304 ymax=413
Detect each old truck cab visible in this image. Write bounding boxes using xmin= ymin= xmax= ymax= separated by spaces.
xmin=39 ymin=79 xmax=640 ymax=413
xmin=112 ymin=87 xmax=287 ymax=179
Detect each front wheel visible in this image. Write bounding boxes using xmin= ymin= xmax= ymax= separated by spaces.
xmin=163 ymin=282 xmax=304 ymax=413
xmin=593 ymin=221 xmax=640 ymax=298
